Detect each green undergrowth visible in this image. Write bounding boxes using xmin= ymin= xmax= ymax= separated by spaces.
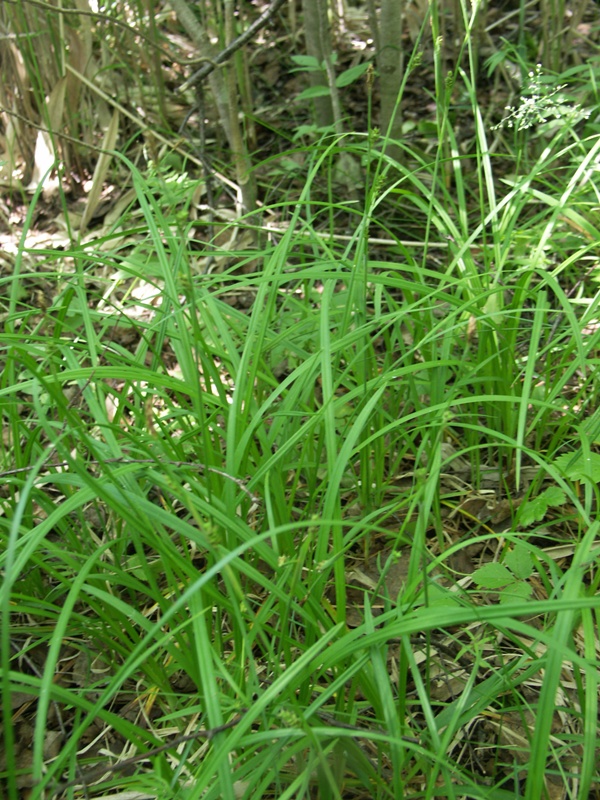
xmin=2 ymin=66 xmax=600 ymax=800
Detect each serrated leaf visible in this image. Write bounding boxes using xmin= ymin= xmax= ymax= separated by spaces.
xmin=499 ymin=581 xmax=533 ymax=604
xmin=540 ymin=485 xmax=566 ymax=507
xmin=505 ymin=544 xmax=533 ymax=580
xmin=554 ymin=452 xmax=600 ymax=482
xmin=335 ymin=62 xmax=370 ymax=88
xmin=519 ymin=495 xmax=548 ymax=526
xmin=472 ymin=562 xmax=513 ymax=589
xmin=521 ymin=484 xmax=567 ymax=525
xmin=297 ymin=86 xmax=332 ymax=101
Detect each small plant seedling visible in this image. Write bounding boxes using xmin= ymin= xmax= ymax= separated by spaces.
xmin=472 ymin=542 xmax=534 ymax=604
xmin=291 ymin=53 xmax=372 ymax=102
xmin=517 ymin=485 xmax=566 ymax=527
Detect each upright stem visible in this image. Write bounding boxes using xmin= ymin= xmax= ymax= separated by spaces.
xmin=170 ymin=0 xmax=256 ymax=215
xmin=224 ymin=0 xmax=257 ymax=215
xmin=378 ymin=0 xmax=404 ymax=154
xmin=301 ymin=0 xmax=334 ymax=127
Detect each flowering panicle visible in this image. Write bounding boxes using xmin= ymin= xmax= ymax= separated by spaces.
xmin=494 ymin=64 xmax=589 ymax=131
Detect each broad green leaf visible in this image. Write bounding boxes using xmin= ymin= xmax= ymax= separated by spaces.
xmin=426 ymin=583 xmax=461 ymax=608
xmin=472 ymin=562 xmax=513 ymax=589
xmin=519 ymin=495 xmax=549 ymax=526
xmin=290 ymin=55 xmax=322 ymax=71
xmin=519 ymin=484 xmax=566 ymax=526
xmin=541 ymin=486 xmax=566 ymax=507
xmin=505 ymin=544 xmax=533 ymax=580
xmin=297 ymin=86 xmax=332 ymax=101
xmin=335 ymin=62 xmax=370 ymax=88
xmin=499 ymin=581 xmax=533 ymax=604
xmin=554 ymin=452 xmax=600 ymax=482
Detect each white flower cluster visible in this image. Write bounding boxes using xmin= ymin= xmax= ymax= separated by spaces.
xmin=494 ymin=65 xmax=589 ymax=131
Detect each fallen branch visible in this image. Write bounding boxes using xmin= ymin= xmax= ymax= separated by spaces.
xmin=54 ymin=712 xmax=247 ymax=793
xmin=179 ymin=0 xmax=287 ymax=91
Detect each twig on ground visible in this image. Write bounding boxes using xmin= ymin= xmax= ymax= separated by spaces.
xmin=53 ymin=712 xmax=247 ymax=794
